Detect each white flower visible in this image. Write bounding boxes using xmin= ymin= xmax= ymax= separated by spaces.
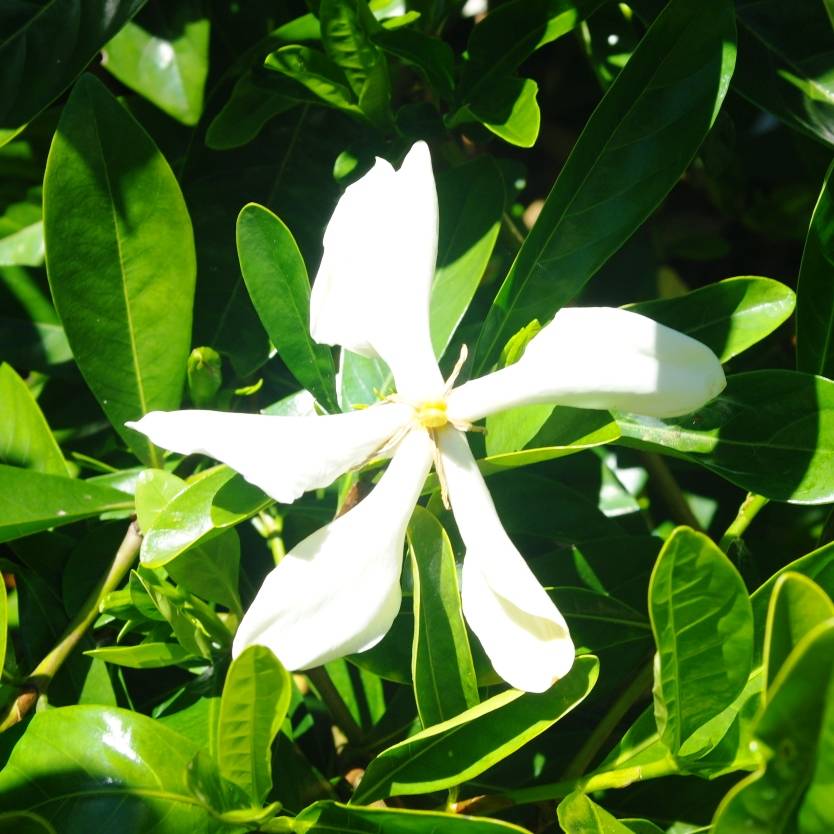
xmin=128 ymin=142 xmax=726 ymax=693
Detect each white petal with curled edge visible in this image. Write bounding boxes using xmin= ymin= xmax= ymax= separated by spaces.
xmin=310 ymin=141 xmax=444 ymax=401
xmin=448 ymin=307 xmax=726 ymax=423
xmin=232 ymin=428 xmax=434 ymax=670
xmin=437 ymin=427 xmax=574 ymax=692
xmin=126 ymin=403 xmax=412 ymax=504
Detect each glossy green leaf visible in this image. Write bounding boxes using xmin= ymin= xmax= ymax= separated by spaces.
xmin=44 ymin=75 xmax=196 ymax=466
xmin=763 ymin=572 xmax=834 ymax=691
xmin=141 ymin=466 xmax=271 ymax=568
xmin=0 ymin=362 xmax=67 ymax=474
xmin=372 ymin=27 xmax=454 ymax=100
xmin=86 ymin=642 xmax=197 ymax=669
xmin=649 ymin=527 xmax=753 ymax=755
xmin=558 ymin=792 xmax=638 ymax=833
xmin=430 ymin=156 xmax=504 ymax=357
xmin=295 ymin=801 xmax=530 ymax=833
xmin=797 ymin=158 xmax=834 ymax=377
xmin=466 ymin=77 xmax=541 ymax=148
xmin=0 ymin=466 xmax=131 ymax=543
xmin=266 ymin=46 xmax=363 ymax=117
xmin=320 ymin=0 xmax=391 ymax=126
xmin=218 ymin=645 xmax=291 ymax=803
xmin=134 ymin=469 xmax=186 ymax=533
xmin=102 ymin=0 xmax=210 ymax=125
xmin=408 ymin=507 xmax=478 ymax=727
xmin=351 ymin=654 xmax=598 ymax=804
xmin=616 ymin=371 xmax=834 ymax=504
xmin=713 ymin=622 xmax=834 ymax=834
xmin=474 ymin=0 xmax=736 ymax=371
xmin=0 ymin=0 xmax=145 ymax=139
xmin=628 ymin=276 xmax=796 ymax=363
xmin=0 ymin=706 xmax=224 ymax=830
xmin=237 ymin=203 xmax=338 ymax=411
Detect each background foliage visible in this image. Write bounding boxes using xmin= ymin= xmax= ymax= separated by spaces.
xmin=2 ymin=0 xmax=834 ymax=832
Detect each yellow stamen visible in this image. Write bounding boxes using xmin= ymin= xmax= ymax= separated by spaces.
xmin=415 ymin=400 xmax=448 ymax=429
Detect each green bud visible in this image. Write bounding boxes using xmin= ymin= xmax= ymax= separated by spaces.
xmin=187 ymin=346 xmax=222 ymax=406
xmin=499 ymin=319 xmax=541 ymax=368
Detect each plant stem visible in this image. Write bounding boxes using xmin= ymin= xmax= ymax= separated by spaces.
xmin=719 ymin=493 xmax=768 ymax=553
xmin=307 ymin=666 xmax=364 ymax=747
xmin=640 ymin=452 xmax=703 ymax=531
xmin=0 ymin=521 xmax=142 ymax=731
xmin=560 ymin=659 xmax=654 ymax=780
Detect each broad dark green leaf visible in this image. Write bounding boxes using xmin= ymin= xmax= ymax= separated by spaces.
xmin=713 ymin=622 xmax=834 ymax=834
xmin=372 ymin=27 xmax=454 ymax=100
xmin=295 ymin=801 xmax=530 ymax=834
xmin=474 ymin=0 xmax=736 ymax=371
xmin=0 ymin=706 xmax=224 ymax=831
xmin=140 ymin=466 xmax=271 ymax=568
xmin=319 ymin=0 xmax=391 ymax=126
xmin=218 ymin=645 xmax=291 ymax=804
xmin=430 ymin=156 xmax=504 ymax=357
xmin=44 ymin=75 xmax=196 ymax=466
xmin=628 ymin=276 xmax=796 ymax=362
xmin=0 ymin=0 xmax=145 ymax=139
xmin=558 ymin=792 xmax=638 ymax=833
xmin=649 ymin=528 xmax=753 ymax=755
xmin=0 ymin=466 xmax=131 ymax=543
xmin=763 ymin=572 xmax=834 ymax=691
xmin=102 ymin=0 xmax=210 ymax=125
xmin=237 ymin=203 xmax=338 ymax=411
xmin=408 ymin=507 xmax=478 ymax=727
xmin=797 ymin=159 xmax=834 ymax=377
xmin=617 ymin=371 xmax=834 ymax=504
xmin=86 ymin=642 xmax=197 ymax=668
xmin=351 ymin=655 xmax=598 ymax=804
xmin=0 ymin=812 xmax=56 ymax=834
xmin=0 ymin=362 xmax=67 ymax=474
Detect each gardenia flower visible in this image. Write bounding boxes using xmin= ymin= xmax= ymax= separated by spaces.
xmin=129 ymin=142 xmax=725 ymax=693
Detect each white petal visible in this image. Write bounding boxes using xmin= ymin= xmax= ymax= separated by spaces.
xmin=437 ymin=427 xmax=574 ymax=692
xmin=232 ymin=428 xmax=434 ymax=669
xmin=448 ymin=307 xmax=726 ymax=422
xmin=310 ymin=142 xmax=444 ymax=401
xmin=126 ymin=403 xmax=412 ymax=504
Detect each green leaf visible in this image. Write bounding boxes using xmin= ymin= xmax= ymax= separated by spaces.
xmin=797 ymin=158 xmax=834 ymax=377
xmin=372 ymin=27 xmax=454 ymax=100
xmin=408 ymin=507 xmax=478 ymax=727
xmin=558 ymin=792 xmax=638 ymax=833
xmin=102 ymin=0 xmax=210 ymax=125
xmin=351 ymin=654 xmax=598 ymax=804
xmin=616 ymin=371 xmax=834 ymax=504
xmin=0 ymin=221 xmax=44 ymax=267
xmin=628 ymin=276 xmax=796 ymax=363
xmin=466 ymin=77 xmax=541 ymax=148
xmin=265 ymin=46 xmax=364 ymax=117
xmin=0 ymin=0 xmax=144 ymax=139
xmin=0 ymin=363 xmax=67 ymax=475
xmin=295 ymin=801 xmax=531 ymax=833
xmin=44 ymin=74 xmax=196 ymax=466
xmin=140 ymin=466 xmax=271 ymax=568
xmin=0 ymin=576 xmax=6 ymax=680
xmin=649 ymin=527 xmax=753 ymax=755
xmin=86 ymin=642 xmax=197 ymax=669
xmin=217 ymin=645 xmax=292 ymax=804
xmin=320 ymin=0 xmax=391 ymax=126
xmin=134 ymin=469 xmax=187 ymax=532
xmin=0 ymin=812 xmax=56 ymax=834
xmin=0 ymin=466 xmax=131 ymax=543
xmin=0 ymin=705 xmax=224 ymax=830
xmin=763 ymin=572 xmax=834 ymax=691
xmin=473 ymin=0 xmax=736 ymax=371
xmin=430 ymin=156 xmax=504 ymax=357
xmin=237 ymin=203 xmax=338 ymax=411
xmin=712 ymin=622 xmax=834 ymax=834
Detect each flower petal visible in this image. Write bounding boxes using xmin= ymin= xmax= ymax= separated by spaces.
xmin=448 ymin=307 xmax=726 ymax=422
xmin=126 ymin=403 xmax=412 ymax=504
xmin=232 ymin=428 xmax=434 ymax=669
xmin=310 ymin=141 xmax=444 ymax=401
xmin=437 ymin=427 xmax=574 ymax=692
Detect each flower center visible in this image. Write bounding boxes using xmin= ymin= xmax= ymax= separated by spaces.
xmin=415 ymin=399 xmax=448 ymax=429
